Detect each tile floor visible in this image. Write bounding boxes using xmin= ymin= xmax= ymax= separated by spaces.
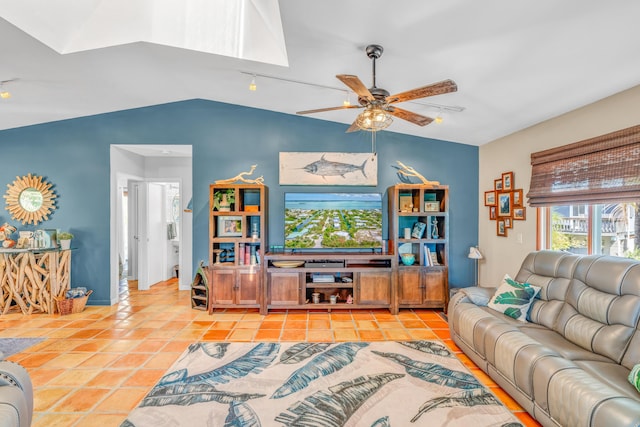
xmin=1 ymin=278 xmax=541 ymax=427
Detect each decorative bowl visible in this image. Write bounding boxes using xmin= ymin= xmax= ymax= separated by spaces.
xmin=272 ymin=261 xmax=305 ymax=268
xmin=401 ymin=253 xmax=415 ymax=266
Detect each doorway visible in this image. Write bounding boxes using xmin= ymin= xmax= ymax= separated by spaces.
xmin=131 ymin=180 xmax=181 ymax=290
xmin=110 ymin=145 xmax=193 ymax=305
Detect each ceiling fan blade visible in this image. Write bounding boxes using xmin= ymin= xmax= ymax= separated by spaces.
xmin=390 ymin=107 xmax=434 ymax=126
xmin=387 ymin=79 xmax=457 ymax=104
xmin=336 ymin=75 xmax=374 ymax=101
xmin=345 ymin=119 xmax=361 ymax=133
xmin=297 ymin=105 xmax=361 ymax=115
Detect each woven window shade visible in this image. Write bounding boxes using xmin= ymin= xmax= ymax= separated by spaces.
xmin=527 ymin=124 xmax=640 ymax=207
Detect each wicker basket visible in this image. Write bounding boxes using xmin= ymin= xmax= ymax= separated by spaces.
xmin=55 ymin=290 xmax=92 ymax=315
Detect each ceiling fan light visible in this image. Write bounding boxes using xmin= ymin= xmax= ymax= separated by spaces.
xmin=249 ymin=75 xmax=257 ymax=91
xmin=355 ymin=106 xmax=392 ymax=132
xmin=0 ymin=83 xmax=10 ymax=99
xmin=343 ymin=91 xmax=351 ymax=107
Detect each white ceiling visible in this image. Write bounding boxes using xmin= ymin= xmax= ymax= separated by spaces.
xmin=1 ymin=0 xmax=639 ymax=146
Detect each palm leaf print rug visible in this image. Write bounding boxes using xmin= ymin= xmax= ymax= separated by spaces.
xmin=123 ymin=341 xmax=523 ymax=427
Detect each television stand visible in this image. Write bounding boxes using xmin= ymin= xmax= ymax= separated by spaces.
xmin=263 ymin=252 xmax=396 ymax=314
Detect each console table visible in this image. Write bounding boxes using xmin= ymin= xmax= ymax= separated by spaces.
xmin=0 ymin=248 xmax=71 ymax=314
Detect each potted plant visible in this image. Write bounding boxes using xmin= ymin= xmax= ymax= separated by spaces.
xmin=213 ymin=189 xmax=235 ymax=212
xmin=58 ymin=231 xmax=74 ymax=250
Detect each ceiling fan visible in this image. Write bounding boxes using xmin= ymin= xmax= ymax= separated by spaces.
xmin=296 ymin=44 xmax=457 ymax=132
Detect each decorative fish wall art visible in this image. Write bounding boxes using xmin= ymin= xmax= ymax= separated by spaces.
xmin=279 ymin=152 xmax=378 ymax=186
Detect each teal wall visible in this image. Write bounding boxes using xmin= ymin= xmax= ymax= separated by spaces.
xmin=0 ymin=99 xmax=479 ymax=305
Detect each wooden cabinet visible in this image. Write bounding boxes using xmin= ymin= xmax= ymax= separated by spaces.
xmin=356 ymin=271 xmax=391 ymax=305
xmin=210 ymin=268 xmax=261 ymax=309
xmin=397 ymin=267 xmax=447 ymax=308
xmin=388 ymin=184 xmax=449 ymax=311
xmin=208 ymin=184 xmax=267 ymax=312
xmin=268 ymin=272 xmax=301 ymax=306
xmin=211 ymin=269 xmax=235 ymax=305
xmin=264 ymin=253 xmax=395 ymax=313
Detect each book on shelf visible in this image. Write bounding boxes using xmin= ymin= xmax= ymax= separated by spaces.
xmin=424 ymin=245 xmax=440 ymax=266
xmin=411 ymin=221 xmax=426 ymax=238
xmin=238 ymin=243 xmax=245 ymax=265
xmin=424 ymin=246 xmax=432 ymax=266
xmin=430 ymin=251 xmax=440 ymax=265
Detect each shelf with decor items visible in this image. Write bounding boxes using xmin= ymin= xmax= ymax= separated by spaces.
xmin=208 ymin=184 xmax=267 ymax=312
xmin=388 ymin=184 xmax=449 ymax=312
xmin=263 ymin=253 xmax=395 ymax=314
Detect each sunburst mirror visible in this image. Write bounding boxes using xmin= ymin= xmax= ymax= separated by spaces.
xmin=3 ymin=173 xmax=57 ymax=225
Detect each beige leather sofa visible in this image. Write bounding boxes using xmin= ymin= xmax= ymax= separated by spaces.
xmin=0 ymin=361 xmax=33 ymax=427
xmin=448 ymin=250 xmax=640 ymax=427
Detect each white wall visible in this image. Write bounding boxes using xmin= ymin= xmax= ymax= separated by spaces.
xmin=478 ymin=84 xmax=640 ymax=286
xmin=110 ymin=147 xmax=146 ymax=304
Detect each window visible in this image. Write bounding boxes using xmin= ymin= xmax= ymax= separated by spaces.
xmin=530 ymin=124 xmax=640 ymax=260
xmin=540 ymin=202 xmax=639 ymax=259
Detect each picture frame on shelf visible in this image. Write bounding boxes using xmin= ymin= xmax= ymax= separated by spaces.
xmin=494 ymin=178 xmax=503 ymax=191
xmin=484 ymin=190 xmax=496 ymax=206
xmin=497 ymin=219 xmax=507 ymax=237
xmin=217 ymin=216 xmax=242 ymax=237
xmin=489 ymin=206 xmax=497 ymax=220
xmin=512 ymin=189 xmax=523 ymax=207
xmin=497 ymin=192 xmax=512 ymax=217
xmin=399 ymin=195 xmax=413 ymax=212
xmin=513 ymin=207 xmax=527 ymax=220
xmin=424 ymin=201 xmax=440 ymax=211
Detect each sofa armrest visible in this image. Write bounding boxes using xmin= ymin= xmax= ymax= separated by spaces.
xmin=0 ymin=361 xmax=33 ymax=427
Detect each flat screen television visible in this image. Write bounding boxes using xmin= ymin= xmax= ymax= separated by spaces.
xmin=284 ymin=192 xmax=383 ymax=250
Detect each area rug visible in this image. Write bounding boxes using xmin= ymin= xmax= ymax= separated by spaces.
xmin=123 ymin=341 xmax=524 ymax=427
xmin=0 ymin=337 xmax=44 ymax=358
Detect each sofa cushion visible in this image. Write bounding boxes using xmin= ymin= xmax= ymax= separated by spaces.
xmin=487 ymin=274 xmax=541 ymax=321
xmin=630 ymin=364 xmax=640 ymax=393
xmin=554 ymin=257 xmax=640 ymax=365
xmin=519 ymin=326 xmax=612 ymax=363
xmin=459 ymin=286 xmax=493 ymax=306
xmin=514 ymin=251 xmax=580 ymax=330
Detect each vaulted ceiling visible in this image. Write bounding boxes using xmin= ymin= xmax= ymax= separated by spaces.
xmin=1 ymin=0 xmax=639 ymax=146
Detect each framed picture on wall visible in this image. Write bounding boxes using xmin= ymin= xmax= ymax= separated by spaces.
xmin=494 ymin=178 xmax=503 ymax=191
xmin=497 ymin=220 xmax=507 ymax=237
xmin=504 ymin=217 xmax=512 ymax=228
xmin=513 ymin=207 xmax=526 ymax=220
xmin=497 ymin=192 xmax=512 ymax=217
xmin=502 ymin=171 xmax=514 ymax=191
xmin=512 ymin=189 xmax=523 ymax=206
xmin=489 ymin=206 xmax=497 ymax=220
xmin=484 ymin=190 xmax=496 ymax=206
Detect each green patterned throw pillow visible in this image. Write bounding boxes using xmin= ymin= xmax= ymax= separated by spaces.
xmin=629 ymin=364 xmax=640 ymax=393
xmin=487 ymin=274 xmax=541 ymax=322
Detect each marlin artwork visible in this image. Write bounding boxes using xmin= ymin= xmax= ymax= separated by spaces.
xmin=303 ymin=154 xmax=367 ymax=179
xmin=279 ymin=152 xmax=377 ymax=186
